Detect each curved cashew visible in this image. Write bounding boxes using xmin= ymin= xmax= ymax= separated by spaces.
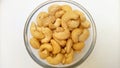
xmin=41 ymin=27 xmax=52 ymax=43
xmin=65 ymin=49 xmax=74 ymax=64
xmin=30 ymin=22 xmax=44 ymax=39
xmin=53 ymin=28 xmax=70 ymax=40
xmin=73 ymin=42 xmax=85 ymax=51
xmin=30 ymin=37 xmax=40 ymax=49
xmin=55 ymin=27 xmax=64 ymax=32
xmin=61 ymin=11 xmax=79 ymax=28
xmin=79 ymin=29 xmax=90 ymax=42
xmin=50 ymin=39 xmax=61 ymax=54
xmin=36 ymin=12 xmax=49 ymax=26
xmin=53 ymin=35 xmax=66 ymax=47
xmin=55 ymin=10 xmax=65 ymax=18
xmin=66 ymin=39 xmax=73 ymax=53
xmin=49 ymin=18 xmax=61 ymax=29
xmin=40 ymin=43 xmax=53 ymax=52
xmin=48 ymin=4 xmax=61 ymax=15
xmin=61 ymin=5 xmax=72 ymax=12
xmin=46 ymin=53 xmax=63 ymax=65
xmin=81 ymin=20 xmax=90 ymax=28
xmin=67 ymin=20 xmax=80 ymax=29
xmin=39 ymin=49 xmax=49 ymax=59
xmin=71 ymin=28 xmax=82 ymax=43
xmin=74 ymin=10 xmax=86 ymax=22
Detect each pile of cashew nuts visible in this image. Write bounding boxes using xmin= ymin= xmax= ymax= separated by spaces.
xmin=30 ymin=4 xmax=90 ymax=65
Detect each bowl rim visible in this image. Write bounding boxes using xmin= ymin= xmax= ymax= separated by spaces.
xmin=23 ymin=0 xmax=97 ymax=68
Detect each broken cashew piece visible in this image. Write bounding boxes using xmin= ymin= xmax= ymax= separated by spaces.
xmin=79 ymin=29 xmax=89 ymax=42
xmin=54 ymin=28 xmax=70 ymax=40
xmin=66 ymin=39 xmax=73 ymax=53
xmin=41 ymin=27 xmax=52 ymax=43
xmin=40 ymin=43 xmax=53 ymax=52
xmin=51 ymin=39 xmax=61 ymax=54
xmin=30 ymin=37 xmax=40 ymax=49
xmin=30 ymin=22 xmax=44 ymax=39
xmin=46 ymin=53 xmax=63 ymax=65
xmin=73 ymin=42 xmax=85 ymax=51
xmin=39 ymin=49 xmax=49 ymax=59
xmin=71 ymin=28 xmax=82 ymax=43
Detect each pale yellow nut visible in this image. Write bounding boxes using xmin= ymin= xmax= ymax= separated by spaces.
xmin=55 ymin=27 xmax=64 ymax=32
xmin=46 ymin=53 xmax=63 ymax=65
xmin=36 ymin=12 xmax=48 ymax=26
xmin=53 ymin=35 xmax=66 ymax=47
xmin=67 ymin=20 xmax=80 ymax=29
xmin=30 ymin=37 xmax=40 ymax=49
xmin=55 ymin=10 xmax=65 ymax=18
xmin=30 ymin=22 xmax=44 ymax=39
xmin=39 ymin=49 xmax=49 ymax=59
xmin=48 ymin=4 xmax=61 ymax=15
xmin=53 ymin=28 xmax=70 ymax=40
xmin=40 ymin=43 xmax=53 ymax=52
xmin=73 ymin=42 xmax=85 ymax=51
xmin=65 ymin=49 xmax=74 ymax=64
xmin=61 ymin=11 xmax=79 ymax=28
xmin=79 ymin=29 xmax=90 ymax=42
xmin=50 ymin=39 xmax=61 ymax=54
xmin=61 ymin=5 xmax=72 ymax=12
xmin=48 ymin=23 xmax=56 ymax=30
xmin=81 ymin=20 xmax=90 ymax=28
xmin=74 ymin=10 xmax=86 ymax=22
xmin=71 ymin=28 xmax=82 ymax=43
xmin=66 ymin=39 xmax=73 ymax=53
xmin=54 ymin=18 xmax=61 ymax=27
xmin=61 ymin=49 xmax=66 ymax=54
xmin=41 ymin=27 xmax=52 ymax=43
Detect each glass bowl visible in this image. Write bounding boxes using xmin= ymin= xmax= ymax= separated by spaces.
xmin=23 ymin=0 xmax=97 ymax=68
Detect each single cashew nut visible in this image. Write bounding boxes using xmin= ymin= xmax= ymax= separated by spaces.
xmin=71 ymin=28 xmax=82 ymax=43
xmin=61 ymin=11 xmax=79 ymax=28
xmin=73 ymin=42 xmax=85 ymax=51
xmin=30 ymin=37 xmax=40 ymax=49
xmin=65 ymin=49 xmax=74 ymax=64
xmin=30 ymin=22 xmax=44 ymax=39
xmin=67 ymin=20 xmax=80 ymax=29
xmin=66 ymin=39 xmax=73 ymax=53
xmin=55 ymin=10 xmax=65 ymax=18
xmin=41 ymin=27 xmax=52 ymax=43
xmin=53 ymin=28 xmax=70 ymax=40
xmin=40 ymin=43 xmax=53 ymax=52
xmin=48 ymin=4 xmax=61 ymax=15
xmin=39 ymin=49 xmax=49 ymax=59
xmin=74 ymin=10 xmax=86 ymax=22
xmin=54 ymin=18 xmax=61 ymax=27
xmin=46 ymin=53 xmax=63 ymax=65
xmin=55 ymin=27 xmax=64 ymax=32
xmin=61 ymin=5 xmax=72 ymax=12
xmin=50 ymin=39 xmax=61 ymax=54
xmin=81 ymin=20 xmax=90 ymax=28
xmin=79 ymin=29 xmax=89 ymax=42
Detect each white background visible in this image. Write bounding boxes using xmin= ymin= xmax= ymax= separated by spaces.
xmin=0 ymin=0 xmax=120 ymax=68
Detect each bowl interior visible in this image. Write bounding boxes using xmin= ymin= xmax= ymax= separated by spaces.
xmin=25 ymin=0 xmax=95 ymax=68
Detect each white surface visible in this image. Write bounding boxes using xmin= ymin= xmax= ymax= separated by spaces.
xmin=0 ymin=0 xmax=120 ymax=68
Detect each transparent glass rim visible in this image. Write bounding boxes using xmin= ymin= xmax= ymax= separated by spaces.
xmin=23 ymin=0 xmax=97 ymax=68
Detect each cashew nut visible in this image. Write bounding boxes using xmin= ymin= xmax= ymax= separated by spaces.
xmin=46 ymin=53 xmax=63 ymax=65
xmin=55 ymin=27 xmax=64 ymax=32
xmin=55 ymin=10 xmax=65 ymax=18
xmin=71 ymin=28 xmax=82 ymax=43
xmin=74 ymin=10 xmax=86 ymax=22
xmin=53 ymin=28 xmax=70 ymax=40
xmin=40 ymin=43 xmax=53 ymax=52
xmin=65 ymin=49 xmax=74 ymax=64
xmin=61 ymin=11 xmax=79 ymax=28
xmin=49 ymin=18 xmax=61 ymax=29
xmin=67 ymin=20 xmax=80 ymax=29
xmin=50 ymin=39 xmax=61 ymax=54
xmin=39 ymin=49 xmax=49 ymax=59
xmin=62 ymin=56 xmax=66 ymax=64
xmin=41 ymin=27 xmax=52 ymax=43
xmin=48 ymin=4 xmax=61 ymax=15
xmin=73 ymin=42 xmax=85 ymax=51
xmin=30 ymin=22 xmax=44 ymax=39
xmin=79 ymin=29 xmax=89 ymax=42
xmin=61 ymin=49 xmax=66 ymax=54
xmin=61 ymin=5 xmax=72 ymax=12
xmin=66 ymin=39 xmax=73 ymax=53
xmin=30 ymin=37 xmax=40 ymax=49
xmin=81 ymin=20 xmax=90 ymax=28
